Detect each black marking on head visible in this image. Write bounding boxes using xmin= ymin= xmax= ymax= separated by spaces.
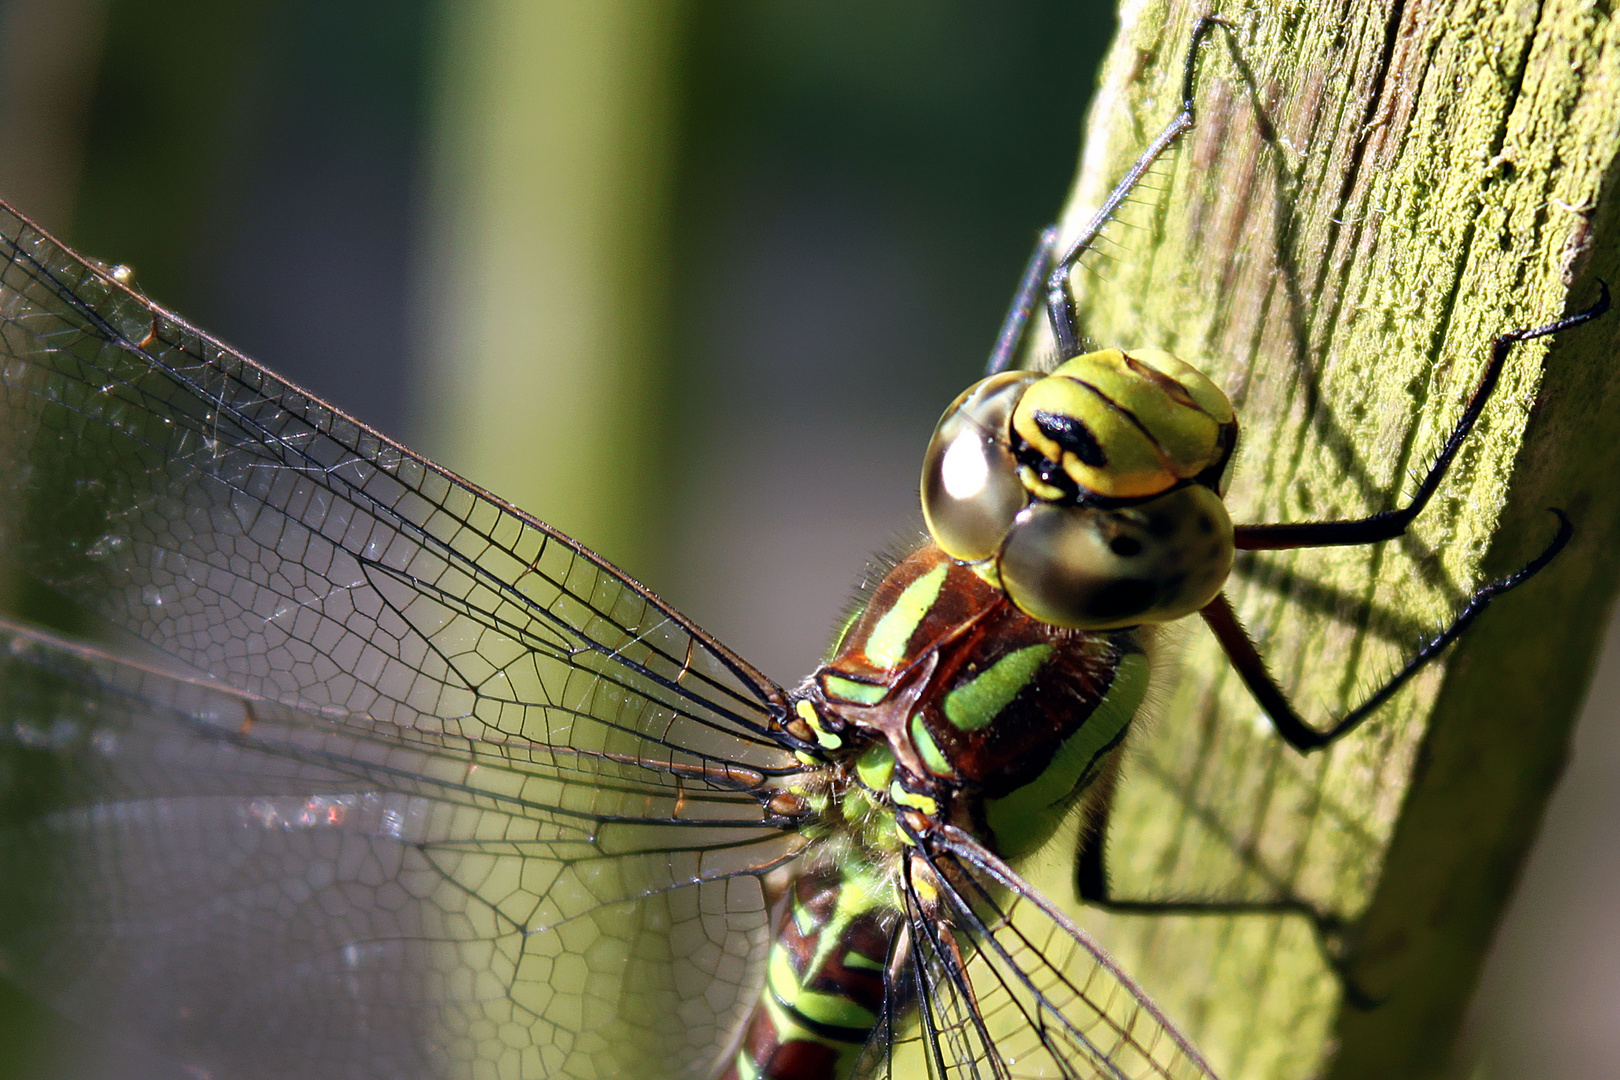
xmin=1087 ymin=578 xmax=1157 ymax=621
xmin=1032 ymin=409 xmax=1107 ymax=467
xmin=1109 ymin=536 xmax=1144 ymax=557
xmin=1193 ymin=421 xmax=1238 ymax=492
xmin=1011 ymin=428 xmax=1081 ymax=502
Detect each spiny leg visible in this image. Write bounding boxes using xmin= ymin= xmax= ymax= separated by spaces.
xmin=1205 ymin=510 xmax=1571 ymax=752
xmin=984 ymin=15 xmax=1240 ymax=376
xmin=1233 ymin=285 xmax=1609 ymax=552
xmin=1213 ymin=286 xmax=1608 ymax=751
xmin=1045 ymin=15 xmax=1238 ymax=359
xmin=1073 ymin=778 xmax=1380 ymax=1008
xmin=984 ymin=225 xmax=1057 ymax=376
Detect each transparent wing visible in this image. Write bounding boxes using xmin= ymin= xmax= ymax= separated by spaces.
xmin=0 ymin=615 xmax=805 ymax=1080
xmin=0 ymin=199 xmax=789 ymax=774
xmin=0 ymin=199 xmax=811 ymax=1079
xmin=885 ymin=827 xmax=1218 ymax=1080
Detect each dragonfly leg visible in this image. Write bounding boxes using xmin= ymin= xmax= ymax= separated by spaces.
xmin=1204 ymin=509 xmax=1570 ymax=753
xmin=983 ymin=225 xmax=1058 ymax=376
xmin=1234 ymin=284 xmax=1610 ymax=552
xmin=1075 ymin=786 xmax=1383 ymax=1009
xmin=1044 ymin=15 xmax=1239 ymax=358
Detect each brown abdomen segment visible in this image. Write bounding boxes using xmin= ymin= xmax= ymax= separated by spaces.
xmin=718 ymin=867 xmax=897 ymax=1080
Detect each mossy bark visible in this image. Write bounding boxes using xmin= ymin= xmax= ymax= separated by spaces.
xmin=1044 ymin=2 xmax=1620 ymax=1077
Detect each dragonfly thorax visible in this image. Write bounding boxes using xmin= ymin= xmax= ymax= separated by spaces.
xmin=795 ymin=544 xmax=1148 ymax=862
xmin=920 ymin=347 xmax=1238 ymax=629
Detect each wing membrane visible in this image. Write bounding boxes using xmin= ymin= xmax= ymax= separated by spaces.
xmin=0 ymin=197 xmax=1219 ymax=1080
xmin=0 ymin=199 xmax=788 ymax=776
xmin=0 ymin=617 xmax=802 ymax=1079
xmin=0 ymin=199 xmax=811 ymax=1079
xmin=887 ymin=828 xmax=1217 ymax=1080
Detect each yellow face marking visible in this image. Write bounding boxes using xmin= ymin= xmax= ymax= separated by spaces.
xmin=1017 ymin=464 xmax=1067 ymax=502
xmin=1010 ymin=348 xmax=1234 ymax=500
xmin=1057 ymin=350 xmax=1221 ymax=477
xmin=1015 ymin=370 xmax=1170 ymax=497
xmin=1126 ymin=346 xmax=1234 ymax=423
xmin=864 ymin=563 xmax=948 ymax=670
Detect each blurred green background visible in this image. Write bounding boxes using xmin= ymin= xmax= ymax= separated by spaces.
xmin=0 ymin=1 xmax=1614 ymax=1078
xmin=0 ymin=0 xmax=1112 ymax=680
xmin=0 ymin=0 xmax=1111 ymax=1075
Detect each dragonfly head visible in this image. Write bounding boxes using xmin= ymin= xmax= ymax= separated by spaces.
xmin=920 ymin=348 xmax=1238 ymax=629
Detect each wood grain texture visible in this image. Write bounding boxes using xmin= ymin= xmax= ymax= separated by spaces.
xmin=1034 ymin=1 xmax=1620 ymax=1076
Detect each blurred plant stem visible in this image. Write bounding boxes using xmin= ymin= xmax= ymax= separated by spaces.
xmin=412 ymin=0 xmax=684 ymax=583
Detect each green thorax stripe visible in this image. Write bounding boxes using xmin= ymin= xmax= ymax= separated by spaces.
xmin=942 ymin=642 xmax=1054 ymax=731
xmin=909 ymin=712 xmax=953 ymax=776
xmin=862 ymin=562 xmax=948 ymax=669
xmin=983 ymin=650 xmax=1149 ymax=860
xmin=822 ymin=673 xmax=887 ymax=705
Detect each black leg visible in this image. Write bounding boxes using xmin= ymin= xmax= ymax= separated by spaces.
xmin=1076 ymin=784 xmax=1329 ymax=927
xmin=1205 ymin=508 xmax=1571 ymax=752
xmin=1234 ymin=285 xmax=1610 ymax=551
xmin=1076 ymin=785 xmax=1380 ymax=1008
xmin=1045 ymin=15 xmax=1237 ymax=358
xmin=984 ymin=226 xmax=1057 ymax=376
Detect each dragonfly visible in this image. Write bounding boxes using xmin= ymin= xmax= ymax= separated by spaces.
xmin=0 ymin=14 xmax=1607 ymax=1080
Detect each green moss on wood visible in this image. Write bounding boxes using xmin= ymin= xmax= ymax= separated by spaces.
xmin=1049 ymin=2 xmax=1620 ymax=1077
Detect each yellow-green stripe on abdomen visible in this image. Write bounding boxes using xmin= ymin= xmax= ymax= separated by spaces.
xmin=720 ymin=868 xmax=896 ymax=1080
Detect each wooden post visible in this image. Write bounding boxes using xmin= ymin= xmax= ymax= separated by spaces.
xmin=1051 ymin=2 xmax=1620 ymax=1076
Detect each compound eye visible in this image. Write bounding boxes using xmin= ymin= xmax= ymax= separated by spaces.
xmin=998 ymin=485 xmax=1234 ymax=629
xmin=922 ymin=371 xmax=1039 ymax=562
xmin=1009 ymin=348 xmax=1237 ymax=500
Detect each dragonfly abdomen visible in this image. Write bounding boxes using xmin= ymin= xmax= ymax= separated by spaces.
xmin=718 ymin=866 xmax=898 ymax=1080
